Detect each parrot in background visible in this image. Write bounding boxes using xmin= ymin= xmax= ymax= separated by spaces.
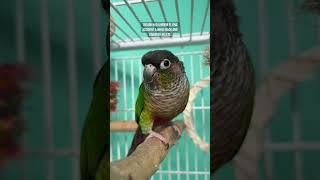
xmin=127 ymin=50 xmax=190 ymax=156
xmin=211 ymin=0 xmax=256 ymax=174
xmin=80 ymin=62 xmax=108 ymax=180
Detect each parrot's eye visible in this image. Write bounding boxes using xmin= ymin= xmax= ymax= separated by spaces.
xmin=160 ymin=59 xmax=171 ymax=70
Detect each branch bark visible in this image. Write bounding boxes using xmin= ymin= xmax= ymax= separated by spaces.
xmin=110 ymin=121 xmax=185 ymax=180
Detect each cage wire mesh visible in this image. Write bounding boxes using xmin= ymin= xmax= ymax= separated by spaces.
xmin=110 ymin=0 xmax=210 ymax=179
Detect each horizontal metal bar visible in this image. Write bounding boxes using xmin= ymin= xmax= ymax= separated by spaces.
xmin=111 ymin=50 xmax=206 ymax=60
xmin=111 ymin=34 xmax=210 ymax=50
xmin=112 ymin=0 xmax=158 ymax=6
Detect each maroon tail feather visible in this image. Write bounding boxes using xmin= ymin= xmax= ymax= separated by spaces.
xmin=127 ymin=127 xmax=147 ymax=156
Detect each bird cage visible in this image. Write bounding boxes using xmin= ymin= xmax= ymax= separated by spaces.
xmin=110 ymin=0 xmax=210 ymax=179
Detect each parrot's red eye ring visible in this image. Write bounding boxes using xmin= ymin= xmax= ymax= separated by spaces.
xmin=160 ymin=59 xmax=171 ymax=70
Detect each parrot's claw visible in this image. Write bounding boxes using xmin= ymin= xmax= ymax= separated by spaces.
xmin=172 ymin=124 xmax=181 ymax=137
xmin=145 ymin=130 xmax=169 ymax=148
xmin=172 ymin=124 xmax=181 ymax=145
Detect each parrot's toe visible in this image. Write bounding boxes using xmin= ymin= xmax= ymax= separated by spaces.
xmin=172 ymin=124 xmax=181 ymax=137
xmin=171 ymin=124 xmax=181 ymax=145
xmin=145 ymin=130 xmax=169 ymax=148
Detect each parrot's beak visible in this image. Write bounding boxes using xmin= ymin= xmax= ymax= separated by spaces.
xmin=143 ymin=64 xmax=156 ymax=83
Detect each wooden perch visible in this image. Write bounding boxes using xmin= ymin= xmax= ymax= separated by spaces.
xmin=110 ymin=121 xmax=185 ymax=180
xmin=110 ymin=121 xmax=137 ymax=132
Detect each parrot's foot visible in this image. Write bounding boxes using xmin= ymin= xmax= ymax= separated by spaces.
xmin=145 ymin=130 xmax=169 ymax=148
xmin=172 ymin=124 xmax=181 ymax=137
xmin=172 ymin=124 xmax=181 ymax=145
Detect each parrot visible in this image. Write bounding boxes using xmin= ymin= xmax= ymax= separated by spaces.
xmin=211 ymin=0 xmax=256 ymax=174
xmin=127 ymin=50 xmax=190 ymax=156
xmin=80 ymin=62 xmax=108 ymax=180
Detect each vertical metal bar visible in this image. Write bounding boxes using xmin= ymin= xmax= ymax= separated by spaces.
xmin=317 ymin=16 xmax=320 ymax=44
xmin=167 ymin=152 xmax=172 ymax=180
xmin=115 ymin=61 xmax=120 ymax=120
xmin=190 ymin=0 xmax=194 ymax=41
xmin=200 ymin=0 xmax=209 ymax=36
xmin=40 ymin=0 xmax=54 ymax=179
xmin=130 ymin=61 xmax=135 ymax=119
xmin=194 ymin=140 xmax=198 ymax=180
xmin=114 ymin=61 xmax=121 ymax=160
xmin=16 ymin=0 xmax=25 ymax=63
xmin=66 ymin=0 xmax=80 ymax=179
xmin=110 ymin=3 xmax=144 ymax=40
xmin=138 ymin=59 xmax=142 ymax=84
xmin=176 ymin=145 xmax=180 ymax=180
xmin=256 ymin=0 xmax=273 ymax=179
xmin=180 ymin=51 xmax=189 ymax=180
xmin=159 ymin=163 xmax=162 ymax=180
xmin=91 ymin=0 xmax=103 ymax=74
xmin=199 ymin=55 xmax=207 ymax=175
xmin=174 ymin=0 xmax=182 ymax=37
xmin=122 ymin=61 xmax=129 ymax=154
xmin=189 ymin=54 xmax=199 ymax=179
xmin=158 ymin=0 xmax=168 ymax=22
xmin=116 ymin=133 xmax=121 ymax=159
xmin=288 ymin=1 xmax=302 ymax=180
xmin=15 ymin=0 xmax=27 ymax=179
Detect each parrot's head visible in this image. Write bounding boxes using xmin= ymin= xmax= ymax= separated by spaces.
xmin=141 ymin=50 xmax=185 ymax=86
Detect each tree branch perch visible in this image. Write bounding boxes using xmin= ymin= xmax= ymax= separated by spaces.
xmin=110 ymin=121 xmax=185 ymax=180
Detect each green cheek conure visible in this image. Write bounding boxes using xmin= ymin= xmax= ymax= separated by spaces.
xmin=127 ymin=50 xmax=190 ymax=156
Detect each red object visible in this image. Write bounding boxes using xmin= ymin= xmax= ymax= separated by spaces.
xmin=0 ymin=64 xmax=30 ymax=168
xmin=110 ymin=81 xmax=119 ymax=112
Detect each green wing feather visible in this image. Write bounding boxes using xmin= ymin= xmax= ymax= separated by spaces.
xmin=135 ymin=83 xmax=145 ymax=123
xmin=135 ymin=83 xmax=153 ymax=134
xmin=80 ymin=62 xmax=108 ymax=180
